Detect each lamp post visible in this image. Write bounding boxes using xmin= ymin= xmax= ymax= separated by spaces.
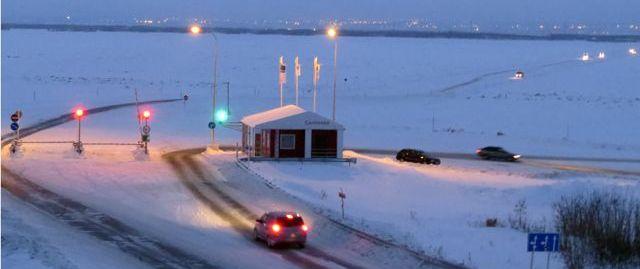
xmin=190 ymin=24 xmax=220 ymax=149
xmin=326 ymin=27 xmax=338 ymax=121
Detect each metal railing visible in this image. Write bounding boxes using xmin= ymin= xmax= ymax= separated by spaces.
xmin=311 ymin=148 xmax=338 ymax=158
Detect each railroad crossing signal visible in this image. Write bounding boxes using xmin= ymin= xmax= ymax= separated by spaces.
xmin=73 ymin=107 xmax=86 ymax=154
xmin=75 ymin=108 xmax=85 ymax=118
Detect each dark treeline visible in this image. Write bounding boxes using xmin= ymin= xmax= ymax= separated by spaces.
xmin=2 ymin=23 xmax=640 ymax=43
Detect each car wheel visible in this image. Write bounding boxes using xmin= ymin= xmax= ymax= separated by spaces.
xmin=433 ymin=160 xmax=441 ymax=165
xmin=253 ymin=229 xmax=260 ymax=241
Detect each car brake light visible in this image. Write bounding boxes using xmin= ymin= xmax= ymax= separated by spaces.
xmin=272 ymin=224 xmax=281 ymax=232
xmin=302 ymin=225 xmax=308 ymax=232
xmin=476 ymin=149 xmax=481 ymax=153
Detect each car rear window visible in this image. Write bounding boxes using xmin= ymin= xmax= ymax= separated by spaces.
xmin=277 ymin=216 xmax=304 ymax=227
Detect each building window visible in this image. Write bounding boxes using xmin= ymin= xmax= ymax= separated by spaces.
xmin=280 ymin=134 xmax=295 ymax=150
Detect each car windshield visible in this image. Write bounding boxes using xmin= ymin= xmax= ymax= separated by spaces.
xmin=276 ymin=216 xmax=304 ymax=227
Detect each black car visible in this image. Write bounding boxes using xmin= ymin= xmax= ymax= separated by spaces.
xmin=396 ymin=149 xmax=441 ymax=165
xmin=476 ymin=146 xmax=521 ymax=162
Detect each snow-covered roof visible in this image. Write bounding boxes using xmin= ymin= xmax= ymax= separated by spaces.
xmin=241 ymin=105 xmax=305 ymax=127
xmin=241 ymin=105 xmax=344 ymax=130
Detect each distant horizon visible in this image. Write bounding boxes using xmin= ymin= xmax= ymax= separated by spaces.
xmin=3 ymin=0 xmax=639 ymax=30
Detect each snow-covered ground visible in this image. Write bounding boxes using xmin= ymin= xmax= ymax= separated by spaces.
xmin=2 ymin=190 xmax=154 ymax=269
xmin=242 ymin=151 xmax=640 ymax=268
xmin=3 ymin=29 xmax=639 ymax=157
xmin=2 ymin=29 xmax=639 ymax=268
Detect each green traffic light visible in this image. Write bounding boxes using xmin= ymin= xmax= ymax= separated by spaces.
xmin=214 ymin=109 xmax=229 ymax=123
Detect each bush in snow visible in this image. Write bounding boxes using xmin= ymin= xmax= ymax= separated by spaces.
xmin=485 ymin=218 xmax=498 ymax=227
xmin=554 ymin=191 xmax=640 ymax=269
xmin=508 ymin=199 xmax=529 ymax=231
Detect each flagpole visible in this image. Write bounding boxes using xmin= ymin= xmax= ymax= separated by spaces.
xmin=279 ymin=82 xmax=283 ymax=107
xmin=295 ymin=56 xmax=299 ymax=106
xmin=279 ymin=56 xmax=284 ymax=107
xmin=313 ymin=57 xmax=319 ymax=112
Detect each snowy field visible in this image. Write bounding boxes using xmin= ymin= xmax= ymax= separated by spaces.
xmin=242 ymin=151 xmax=640 ymax=268
xmin=2 ymin=29 xmax=640 ymax=269
xmin=2 ymin=29 xmax=640 ymax=157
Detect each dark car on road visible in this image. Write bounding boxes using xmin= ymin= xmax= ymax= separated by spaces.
xmin=396 ymin=149 xmax=441 ymax=165
xmin=254 ymin=212 xmax=308 ymax=248
xmin=476 ymin=146 xmax=521 ymax=162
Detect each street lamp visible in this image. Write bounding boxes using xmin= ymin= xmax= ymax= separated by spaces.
xmin=190 ymin=24 xmax=220 ymax=150
xmin=326 ymin=26 xmax=338 ymax=121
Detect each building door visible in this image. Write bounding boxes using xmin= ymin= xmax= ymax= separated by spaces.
xmin=311 ymin=130 xmax=337 ymax=158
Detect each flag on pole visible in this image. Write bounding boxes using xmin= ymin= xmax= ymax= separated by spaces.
xmin=313 ymin=57 xmax=321 ymax=85
xmin=279 ymin=56 xmax=287 ymax=84
xmin=294 ymin=57 xmax=301 ymax=77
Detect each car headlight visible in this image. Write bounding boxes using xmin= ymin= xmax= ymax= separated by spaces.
xmin=513 ymin=155 xmax=521 ymax=159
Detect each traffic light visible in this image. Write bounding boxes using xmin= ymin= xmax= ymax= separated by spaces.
xmin=142 ymin=110 xmax=151 ymax=120
xmin=74 ymin=108 xmax=85 ymax=119
xmin=214 ymin=109 xmax=228 ymax=123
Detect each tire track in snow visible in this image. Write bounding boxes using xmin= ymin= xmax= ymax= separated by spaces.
xmin=439 ymin=59 xmax=578 ymax=93
xmin=2 ymin=98 xmax=221 ymax=269
xmin=179 ymin=151 xmax=367 ymax=269
xmin=164 ymin=149 xmax=334 ymax=269
xmin=167 ymin=148 xmax=465 ymax=269
xmin=1 ymin=167 xmax=217 ymax=269
xmin=440 ymin=69 xmax=514 ymax=92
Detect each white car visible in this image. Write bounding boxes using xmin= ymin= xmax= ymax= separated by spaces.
xmin=254 ymin=211 xmax=308 ymax=248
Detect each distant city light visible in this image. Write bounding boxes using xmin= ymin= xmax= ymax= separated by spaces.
xmin=630 ymin=48 xmax=638 ymax=56
xmin=597 ymin=51 xmax=606 ymax=60
xmin=581 ymin=52 xmax=590 ymax=61
xmin=190 ymin=25 xmax=202 ymax=34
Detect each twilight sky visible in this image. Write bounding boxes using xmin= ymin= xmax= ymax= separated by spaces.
xmin=3 ymin=0 xmax=639 ymax=25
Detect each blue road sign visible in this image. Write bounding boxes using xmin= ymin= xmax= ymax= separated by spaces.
xmin=208 ymin=121 xmax=216 ymax=129
xmin=528 ymin=233 xmax=560 ymax=252
xmin=10 ymin=122 xmax=19 ymax=131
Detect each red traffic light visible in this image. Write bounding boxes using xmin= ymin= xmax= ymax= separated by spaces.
xmin=74 ymin=108 xmax=85 ymax=119
xmin=142 ymin=110 xmax=151 ymax=119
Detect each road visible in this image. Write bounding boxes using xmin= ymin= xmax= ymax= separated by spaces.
xmin=2 ymin=98 xmax=224 ymax=269
xmin=347 ymin=148 xmax=640 ymax=178
xmin=2 ymin=99 xmax=465 ymax=269
xmin=164 ymin=148 xmax=465 ymax=269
